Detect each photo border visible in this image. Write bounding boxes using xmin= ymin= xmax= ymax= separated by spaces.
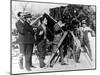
xmin=10 ymin=0 xmax=96 ymax=74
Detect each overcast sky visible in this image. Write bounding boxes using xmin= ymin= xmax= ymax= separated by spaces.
xmin=12 ymin=1 xmax=67 ymax=16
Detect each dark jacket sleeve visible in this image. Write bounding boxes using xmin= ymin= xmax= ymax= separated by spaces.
xmin=24 ymin=21 xmax=34 ymax=35
xmin=16 ymin=21 xmax=24 ymax=35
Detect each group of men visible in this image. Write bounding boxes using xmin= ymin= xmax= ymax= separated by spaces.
xmin=15 ymin=11 xmax=95 ymax=71
xmin=16 ymin=12 xmax=48 ymax=71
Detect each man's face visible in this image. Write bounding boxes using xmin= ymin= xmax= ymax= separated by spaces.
xmin=20 ymin=13 xmax=24 ymax=20
xmin=42 ymin=18 xmax=47 ymax=25
xmin=58 ymin=20 xmax=65 ymax=27
xmin=58 ymin=20 xmax=62 ymax=25
xmin=82 ymin=23 xmax=86 ymax=28
xmin=26 ymin=18 xmax=32 ymax=24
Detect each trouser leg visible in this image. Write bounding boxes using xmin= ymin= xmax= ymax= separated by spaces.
xmin=37 ymin=40 xmax=46 ymax=68
xmin=24 ymin=44 xmax=33 ymax=70
xmin=29 ymin=53 xmax=32 ymax=66
xmin=50 ymin=44 xmax=57 ymax=66
xmin=19 ymin=54 xmax=24 ymax=69
xmin=84 ymin=38 xmax=92 ymax=60
xmin=25 ymin=53 xmax=30 ymax=70
xmin=29 ymin=45 xmax=33 ymax=66
xmin=38 ymin=56 xmax=45 ymax=68
xmin=19 ymin=44 xmax=24 ymax=69
xmin=60 ymin=46 xmax=65 ymax=64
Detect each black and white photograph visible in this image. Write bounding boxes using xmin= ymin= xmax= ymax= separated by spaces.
xmin=11 ymin=0 xmax=96 ymax=74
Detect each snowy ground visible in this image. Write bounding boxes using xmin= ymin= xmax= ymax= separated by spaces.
xmin=12 ymin=33 xmax=95 ymax=74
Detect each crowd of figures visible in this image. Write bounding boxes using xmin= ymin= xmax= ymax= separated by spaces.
xmin=15 ymin=5 xmax=95 ymax=71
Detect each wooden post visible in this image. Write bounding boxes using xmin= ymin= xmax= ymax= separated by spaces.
xmin=46 ymin=32 xmax=67 ymax=67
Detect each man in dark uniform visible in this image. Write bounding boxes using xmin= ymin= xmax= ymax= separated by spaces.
xmin=16 ymin=12 xmax=25 ymax=69
xmin=16 ymin=12 xmax=36 ymax=71
xmin=23 ymin=13 xmax=36 ymax=71
xmin=36 ymin=17 xmax=47 ymax=68
xmin=52 ymin=20 xmax=67 ymax=65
